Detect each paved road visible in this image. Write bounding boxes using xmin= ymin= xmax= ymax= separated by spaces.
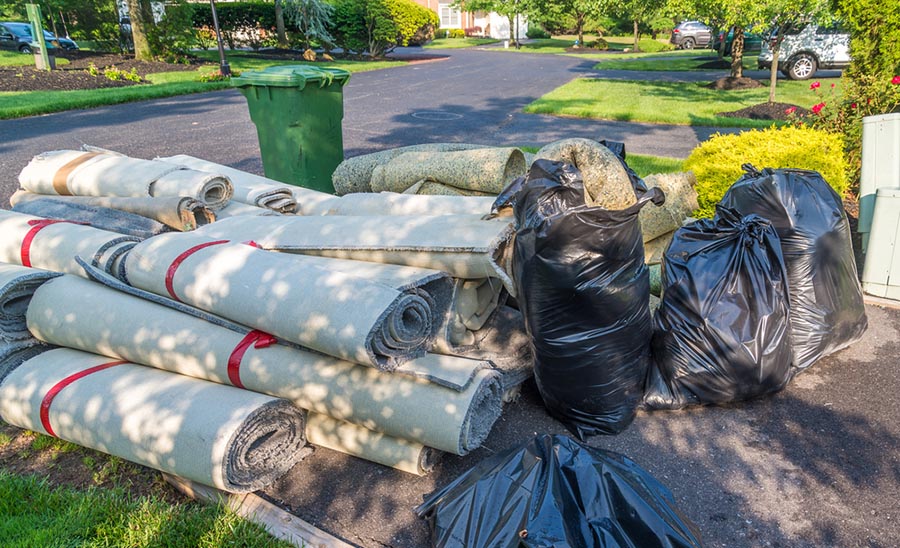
xmin=2 ymin=47 xmax=894 ymax=548
xmin=0 ymin=47 xmax=737 ymax=206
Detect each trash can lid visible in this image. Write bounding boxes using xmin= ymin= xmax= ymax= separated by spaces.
xmin=876 ymin=187 xmax=900 ymax=198
xmin=231 ymin=65 xmax=351 ymax=89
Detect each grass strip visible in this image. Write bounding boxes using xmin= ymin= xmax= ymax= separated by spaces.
xmin=593 ymin=56 xmax=759 ymax=71
xmin=0 ymin=54 xmax=402 ymax=119
xmin=424 ymin=38 xmax=500 ymax=49
xmin=0 ymin=470 xmax=293 ymax=547
xmin=0 ymin=51 xmax=69 ymax=67
xmin=524 ymin=78 xmax=829 ymax=127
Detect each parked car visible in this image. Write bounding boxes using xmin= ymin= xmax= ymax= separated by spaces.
xmin=0 ymin=22 xmax=79 ymax=53
xmin=712 ymin=27 xmax=764 ymax=56
xmin=758 ymin=22 xmax=850 ymax=80
xmin=669 ymin=21 xmax=712 ymax=50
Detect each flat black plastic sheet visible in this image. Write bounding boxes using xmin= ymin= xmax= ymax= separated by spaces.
xmin=504 ymin=157 xmax=662 ymax=437
xmin=719 ymin=166 xmax=867 ymax=372
xmin=644 ymin=208 xmax=794 ymax=409
xmin=416 ymin=434 xmax=704 ymax=548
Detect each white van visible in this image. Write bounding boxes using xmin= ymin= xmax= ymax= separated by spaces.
xmin=758 ymin=22 xmax=851 ymax=80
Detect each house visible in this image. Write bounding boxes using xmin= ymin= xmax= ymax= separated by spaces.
xmin=411 ymin=1 xmax=528 ymax=40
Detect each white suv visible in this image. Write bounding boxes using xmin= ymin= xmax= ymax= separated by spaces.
xmin=758 ymin=23 xmax=851 ymax=80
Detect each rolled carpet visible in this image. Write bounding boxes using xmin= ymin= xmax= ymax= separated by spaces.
xmin=306 ymin=413 xmax=437 ymax=476
xmin=0 ymin=339 xmax=51 ymax=385
xmin=27 ymin=276 xmax=504 ymax=455
xmin=215 ymin=200 xmax=284 ymax=219
xmin=534 ymin=138 xmax=637 ymax=210
xmin=157 ymin=155 xmax=299 ymax=214
xmin=12 ymin=197 xmax=172 ymax=239
xmin=10 ymin=191 xmax=214 ymax=232
xmin=369 ymin=148 xmax=527 ymax=195
xmin=0 ymin=347 xmax=307 ymax=493
xmin=638 ymin=172 xmax=699 ymax=243
xmin=303 ymin=192 xmax=496 ymax=217
xmin=644 ymin=231 xmax=675 ymax=266
xmin=0 ymin=209 xmax=139 ymax=277
xmin=18 ymin=150 xmax=233 ymax=209
xmin=404 ymin=181 xmax=495 ymax=197
xmin=0 ymin=263 xmax=61 ymax=342
xmin=332 ymin=143 xmax=488 ymax=195
xmin=123 ymin=232 xmax=442 ymax=369
xmin=194 ymin=214 xmax=517 ymax=293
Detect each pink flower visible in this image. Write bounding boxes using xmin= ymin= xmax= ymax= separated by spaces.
xmin=851 ymin=102 xmax=857 ymax=109
xmin=892 ymin=75 xmax=900 ymax=85
xmin=810 ymin=81 xmax=821 ymax=90
xmin=811 ymin=102 xmax=826 ymax=115
xmin=831 ymin=83 xmax=835 ymax=88
xmin=785 ymin=106 xmax=797 ymax=114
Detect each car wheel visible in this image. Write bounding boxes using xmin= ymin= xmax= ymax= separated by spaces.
xmin=787 ymin=54 xmax=817 ymax=80
xmin=681 ymin=37 xmax=695 ymax=50
xmin=19 ymin=44 xmax=31 ymax=54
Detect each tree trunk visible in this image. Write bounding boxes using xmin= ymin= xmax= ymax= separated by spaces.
xmin=275 ymin=0 xmax=287 ymax=47
xmin=632 ymin=20 xmax=640 ymax=52
xmin=126 ymin=0 xmax=153 ymax=60
xmin=768 ymin=44 xmax=781 ymax=103
xmin=576 ymin=12 xmax=585 ymax=46
xmin=730 ymin=25 xmax=744 ymax=78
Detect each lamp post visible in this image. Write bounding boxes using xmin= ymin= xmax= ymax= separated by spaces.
xmin=209 ymin=0 xmax=230 ymax=76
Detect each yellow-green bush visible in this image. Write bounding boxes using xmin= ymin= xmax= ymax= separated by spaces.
xmin=684 ymin=126 xmax=848 ymax=218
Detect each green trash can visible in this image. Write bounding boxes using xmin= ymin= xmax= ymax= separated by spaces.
xmin=232 ymin=65 xmax=351 ymax=194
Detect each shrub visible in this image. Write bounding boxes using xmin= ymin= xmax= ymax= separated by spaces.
xmin=584 ymin=38 xmax=608 ymax=50
xmin=435 ymin=28 xmax=465 ymax=39
xmin=636 ymin=38 xmax=674 ymax=53
xmin=147 ymin=0 xmax=197 ymax=57
xmin=464 ymin=26 xmax=483 ymax=37
xmin=832 ymin=0 xmax=900 ymax=188
xmin=526 ymin=26 xmax=551 ymax=39
xmin=331 ymin=0 xmax=438 ymax=57
xmin=191 ymin=1 xmax=275 ymax=49
xmin=684 ymin=126 xmax=848 ymax=217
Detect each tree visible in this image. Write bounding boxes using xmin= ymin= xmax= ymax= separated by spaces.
xmin=602 ymin=0 xmax=667 ymax=51
xmin=284 ymin=0 xmax=335 ymax=50
xmin=275 ymin=0 xmax=287 ymax=46
xmin=761 ymin=0 xmax=830 ymax=102
xmin=126 ymin=0 xmax=153 ymax=60
xmin=536 ymin=0 xmax=602 ymax=47
xmin=331 ymin=0 xmax=437 ymax=57
xmin=455 ymin=0 xmax=527 ymax=48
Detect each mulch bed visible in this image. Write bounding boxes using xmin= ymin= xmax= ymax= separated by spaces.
xmin=706 ymin=76 xmax=763 ymax=90
xmin=0 ymin=50 xmax=209 ymax=93
xmin=717 ymin=102 xmax=809 ymax=121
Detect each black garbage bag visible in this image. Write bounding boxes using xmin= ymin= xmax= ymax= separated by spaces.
xmin=506 ymin=156 xmax=663 ymax=438
xmin=644 ymin=207 xmax=794 ymax=410
xmin=415 ymin=434 xmax=704 ymax=548
xmin=719 ymin=166 xmax=867 ymax=372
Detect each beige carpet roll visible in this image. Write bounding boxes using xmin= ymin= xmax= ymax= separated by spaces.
xmin=442 ymin=278 xmax=505 ymax=347
xmin=303 ymin=192 xmax=496 ymax=217
xmin=27 ymin=276 xmax=503 ymax=455
xmin=216 ymin=200 xmax=284 ymax=219
xmin=158 ymin=155 xmax=299 ymax=213
xmin=404 ymin=181 xmax=496 ymax=196
xmin=639 ymin=172 xmax=699 ymax=242
xmin=0 ymin=263 xmax=61 ymax=342
xmin=534 ymin=138 xmax=636 ymax=210
xmin=306 ymin=413 xmax=436 ymax=475
xmin=0 ymin=339 xmax=50 ymax=385
xmin=194 ymin=214 xmax=516 ymax=292
xmin=332 ymin=143 xmax=487 ymax=195
xmin=0 ymin=347 xmax=307 ymax=493
xmin=18 ymin=150 xmax=233 ymax=209
xmin=123 ymin=232 xmax=441 ymax=369
xmin=644 ymin=231 xmax=675 ymax=265
xmin=370 ymin=148 xmax=526 ymax=195
xmin=0 ymin=209 xmax=138 ymax=277
xmin=10 ymin=191 xmax=215 ymax=232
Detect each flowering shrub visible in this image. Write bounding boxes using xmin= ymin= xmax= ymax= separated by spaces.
xmin=103 ymin=66 xmax=142 ymax=83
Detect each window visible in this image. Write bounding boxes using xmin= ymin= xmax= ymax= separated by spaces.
xmin=439 ymin=3 xmax=461 ymax=28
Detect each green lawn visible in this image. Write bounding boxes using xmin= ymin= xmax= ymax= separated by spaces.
xmin=0 ymin=50 xmax=69 ymax=67
xmin=525 ymin=78 xmax=830 ymax=127
xmin=0 ymin=52 xmax=402 ymax=119
xmin=594 ymin=55 xmax=760 ymax=71
xmin=0 ymin=471 xmax=292 ymax=547
xmin=424 ymin=37 xmax=499 ymax=49
xmin=627 ymin=153 xmax=684 ymax=176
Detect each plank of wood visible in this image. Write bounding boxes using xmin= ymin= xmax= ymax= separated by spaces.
xmin=864 ymin=294 xmax=900 ymax=311
xmin=164 ymin=474 xmax=357 ymax=548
